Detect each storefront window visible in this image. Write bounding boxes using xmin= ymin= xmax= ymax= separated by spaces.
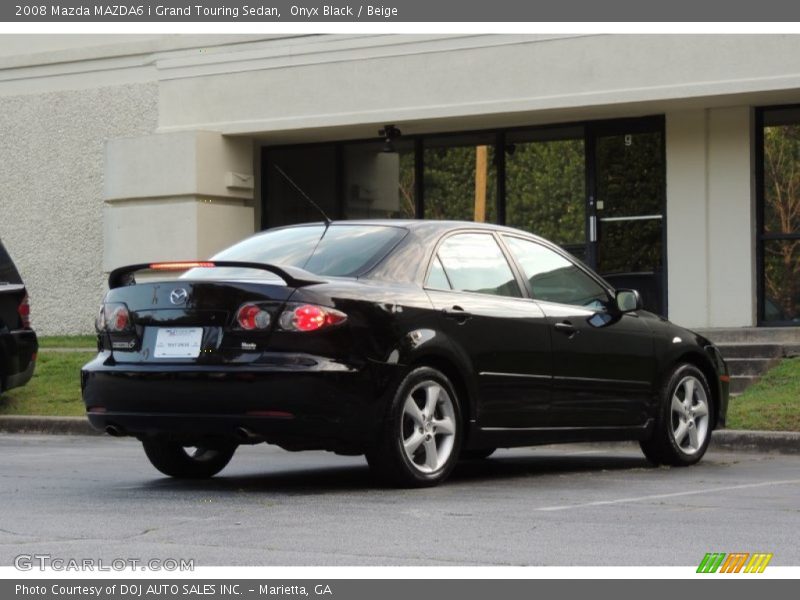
xmin=761 ymin=107 xmax=800 ymax=323
xmin=343 ymin=140 xmax=415 ymax=219
xmin=261 ymin=116 xmax=666 ymax=316
xmin=505 ymin=129 xmax=585 ymax=259
xmin=423 ymin=134 xmax=497 ymax=222
xmin=265 ymin=146 xmax=337 ymax=227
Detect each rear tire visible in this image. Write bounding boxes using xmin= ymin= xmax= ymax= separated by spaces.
xmin=366 ymin=366 xmax=463 ymax=488
xmin=640 ymin=364 xmax=713 ymax=466
xmin=142 ymin=439 xmax=237 ymax=479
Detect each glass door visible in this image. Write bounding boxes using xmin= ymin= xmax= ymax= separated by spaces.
xmin=505 ymin=127 xmax=587 ymax=261
xmin=590 ymin=122 xmax=666 ymax=315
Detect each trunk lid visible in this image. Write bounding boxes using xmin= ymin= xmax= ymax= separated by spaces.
xmin=103 ymin=279 xmax=297 ymax=364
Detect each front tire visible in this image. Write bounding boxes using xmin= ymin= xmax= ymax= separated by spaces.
xmin=640 ymin=364 xmax=713 ymax=466
xmin=366 ymin=367 xmax=463 ymax=488
xmin=142 ymin=439 xmax=237 ymax=479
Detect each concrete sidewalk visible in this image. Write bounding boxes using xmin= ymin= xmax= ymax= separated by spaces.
xmin=0 ymin=415 xmax=797 ymax=454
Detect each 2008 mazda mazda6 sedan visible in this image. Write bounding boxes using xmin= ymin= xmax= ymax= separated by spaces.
xmin=82 ymin=220 xmax=729 ymax=487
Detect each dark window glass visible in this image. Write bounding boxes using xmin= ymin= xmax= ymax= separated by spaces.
xmin=760 ymin=108 xmax=800 ymax=323
xmin=597 ymin=218 xmax=662 ymax=275
xmin=763 ymin=122 xmax=800 ymax=235
xmin=505 ymin=129 xmax=586 ymax=260
xmin=266 ymin=146 xmax=337 ymax=227
xmin=595 ymin=131 xmax=664 ymax=218
xmin=437 ymin=233 xmax=520 ymax=297
xmin=763 ymin=240 xmax=800 ymax=323
xmin=185 ymin=225 xmax=406 ymax=280
xmin=426 ymin=256 xmax=451 ymax=290
xmin=343 ymin=141 xmax=416 ymax=219
xmin=423 ymin=134 xmax=497 ymax=222
xmin=503 ymin=236 xmax=608 ymax=309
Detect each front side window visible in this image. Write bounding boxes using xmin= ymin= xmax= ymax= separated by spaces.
xmin=436 ymin=233 xmax=521 ymax=298
xmin=503 ymin=235 xmax=608 ymax=309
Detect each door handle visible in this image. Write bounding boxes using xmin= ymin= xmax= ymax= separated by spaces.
xmin=554 ymin=321 xmax=577 ymax=336
xmin=443 ymin=306 xmax=472 ymax=323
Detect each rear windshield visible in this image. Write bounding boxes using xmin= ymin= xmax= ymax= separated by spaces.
xmin=0 ymin=240 xmax=22 ymax=285
xmin=184 ymin=224 xmax=407 ymax=281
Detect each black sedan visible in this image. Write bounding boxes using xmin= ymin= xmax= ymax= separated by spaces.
xmin=82 ymin=221 xmax=729 ymax=487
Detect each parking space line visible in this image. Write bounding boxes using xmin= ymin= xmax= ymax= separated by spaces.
xmin=537 ymin=478 xmax=800 ymax=511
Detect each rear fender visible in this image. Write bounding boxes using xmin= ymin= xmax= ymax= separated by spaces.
xmin=383 ymin=328 xmax=478 ymax=425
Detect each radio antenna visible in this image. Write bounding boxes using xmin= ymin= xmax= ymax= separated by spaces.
xmin=273 ymin=164 xmax=332 ymax=227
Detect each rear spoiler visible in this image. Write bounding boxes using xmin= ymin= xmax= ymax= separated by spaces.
xmin=108 ymin=261 xmax=325 ymax=289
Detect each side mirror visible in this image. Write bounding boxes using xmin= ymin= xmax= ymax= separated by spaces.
xmin=615 ymin=289 xmax=642 ymax=313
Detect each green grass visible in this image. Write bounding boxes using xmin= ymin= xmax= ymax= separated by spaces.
xmin=0 ymin=352 xmax=94 ymax=416
xmin=37 ymin=335 xmax=96 ymax=349
xmin=727 ymin=357 xmax=800 ymax=432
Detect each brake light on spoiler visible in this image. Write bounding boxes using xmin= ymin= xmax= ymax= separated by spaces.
xmin=149 ymin=261 xmax=216 ymax=270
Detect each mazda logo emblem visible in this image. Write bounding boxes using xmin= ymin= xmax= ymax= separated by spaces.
xmin=169 ymin=288 xmax=189 ymax=305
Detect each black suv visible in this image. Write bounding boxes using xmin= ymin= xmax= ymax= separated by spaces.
xmin=0 ymin=240 xmax=37 ymax=393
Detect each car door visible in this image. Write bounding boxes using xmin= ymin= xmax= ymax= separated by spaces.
xmin=501 ymin=234 xmax=655 ymax=428
xmin=424 ymin=231 xmax=552 ymax=428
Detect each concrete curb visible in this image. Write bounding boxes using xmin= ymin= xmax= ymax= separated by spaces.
xmin=0 ymin=415 xmax=100 ymax=436
xmin=0 ymin=416 xmax=798 ymax=454
xmin=711 ymin=429 xmax=800 ymax=455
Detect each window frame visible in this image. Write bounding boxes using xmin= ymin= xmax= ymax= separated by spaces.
xmin=497 ymin=233 xmax=615 ymax=308
xmin=422 ymin=228 xmax=526 ymax=300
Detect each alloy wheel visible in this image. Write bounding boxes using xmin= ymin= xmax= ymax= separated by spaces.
xmin=400 ymin=380 xmax=457 ymax=474
xmin=670 ymin=375 xmax=710 ymax=455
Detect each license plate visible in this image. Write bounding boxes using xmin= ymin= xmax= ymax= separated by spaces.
xmin=154 ymin=327 xmax=203 ymax=358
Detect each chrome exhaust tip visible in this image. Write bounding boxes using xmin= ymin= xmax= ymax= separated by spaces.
xmin=235 ymin=427 xmax=263 ymax=443
xmin=105 ymin=425 xmax=126 ymax=437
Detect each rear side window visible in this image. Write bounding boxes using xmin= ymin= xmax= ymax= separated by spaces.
xmin=186 ymin=224 xmax=407 ymax=280
xmin=0 ymin=241 xmax=22 ymax=285
xmin=503 ymin=235 xmax=608 ymax=308
xmin=426 ymin=256 xmax=451 ymax=290
xmin=435 ymin=233 xmax=521 ymax=298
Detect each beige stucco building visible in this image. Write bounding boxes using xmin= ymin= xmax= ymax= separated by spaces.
xmin=1 ymin=34 xmax=799 ymax=334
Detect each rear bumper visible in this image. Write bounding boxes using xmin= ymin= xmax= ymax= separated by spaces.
xmin=1 ymin=329 xmax=37 ymax=392
xmin=81 ymin=353 xmax=397 ymax=450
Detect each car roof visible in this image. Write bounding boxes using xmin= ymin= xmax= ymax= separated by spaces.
xmin=278 ymin=219 xmax=551 ymax=243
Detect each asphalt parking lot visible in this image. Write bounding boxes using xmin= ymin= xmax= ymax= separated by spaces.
xmin=1 ymin=433 xmax=798 ymax=566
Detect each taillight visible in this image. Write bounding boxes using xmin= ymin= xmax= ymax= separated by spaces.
xmin=109 ymin=306 xmax=129 ymax=331
xmin=18 ymin=294 xmax=31 ymax=329
xmin=96 ymin=303 xmax=132 ymax=332
xmin=278 ymin=303 xmax=347 ymax=332
xmin=236 ymin=304 xmax=272 ymax=330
